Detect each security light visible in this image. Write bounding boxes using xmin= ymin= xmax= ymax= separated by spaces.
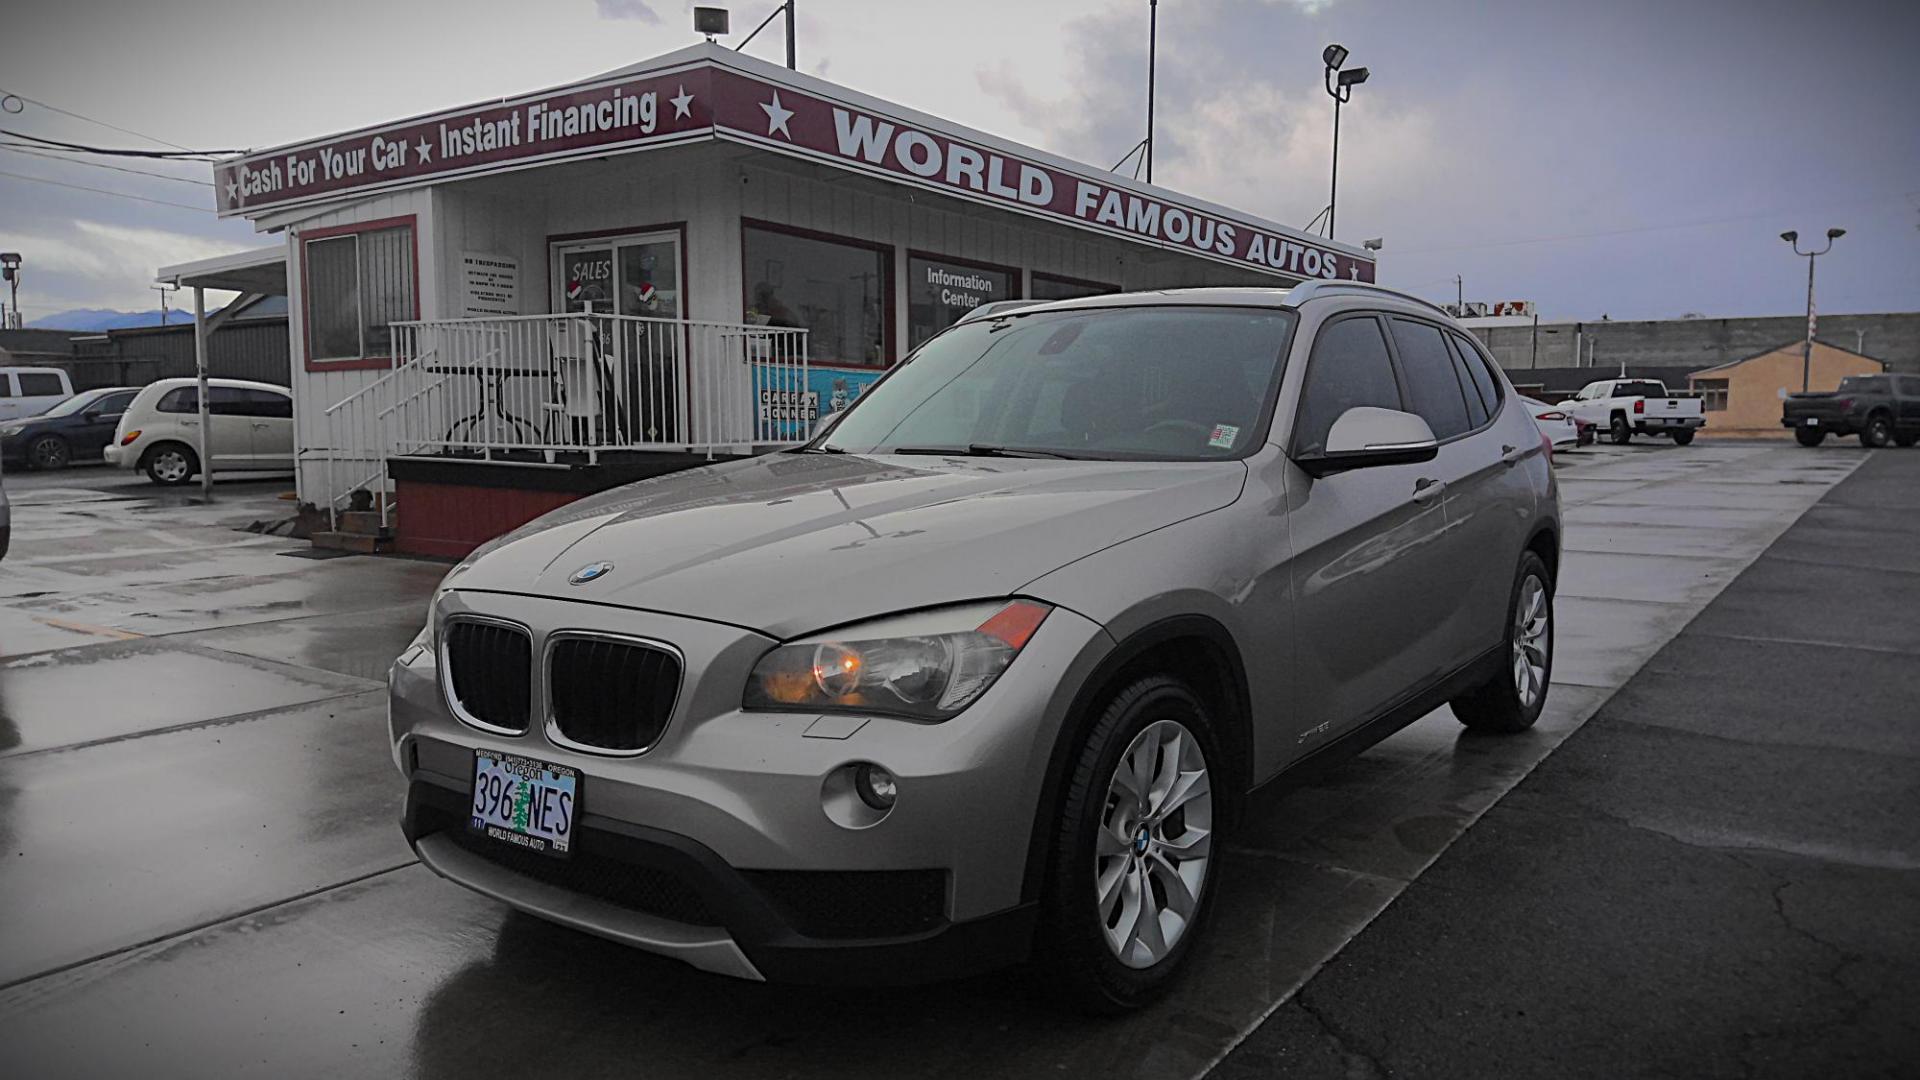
xmin=1779 ymin=230 xmax=1798 ymax=243
xmin=1826 ymin=227 xmax=1846 ymax=239
xmin=1322 ymin=44 xmax=1349 ymax=69
xmin=693 ymin=6 xmax=730 ymax=36
xmin=1363 ymin=238 xmax=1384 ymax=251
xmin=1338 ymin=66 xmax=1371 ymax=87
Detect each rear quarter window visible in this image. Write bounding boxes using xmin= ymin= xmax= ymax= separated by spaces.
xmin=156 ymin=388 xmax=198 ymax=414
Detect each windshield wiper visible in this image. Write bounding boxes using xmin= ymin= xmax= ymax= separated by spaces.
xmin=891 ymin=443 xmax=1087 ymax=460
xmin=793 ymin=444 xmax=847 ymax=454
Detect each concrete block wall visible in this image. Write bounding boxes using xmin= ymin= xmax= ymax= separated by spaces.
xmin=1471 ymin=312 xmax=1920 ymax=376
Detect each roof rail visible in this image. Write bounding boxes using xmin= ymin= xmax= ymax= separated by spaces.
xmin=1284 ymin=280 xmax=1452 ymax=318
xmin=953 ymin=298 xmax=1051 ymax=325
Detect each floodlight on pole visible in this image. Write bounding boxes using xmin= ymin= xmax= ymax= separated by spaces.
xmin=1322 ymin=44 xmax=1367 ymax=241
xmin=1781 ymin=226 xmax=1845 ymax=392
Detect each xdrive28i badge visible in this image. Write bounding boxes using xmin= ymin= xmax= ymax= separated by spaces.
xmin=568 ymin=562 xmax=614 ymax=585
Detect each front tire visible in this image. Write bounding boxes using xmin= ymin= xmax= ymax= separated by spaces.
xmin=1670 ymin=429 xmax=1696 ymax=446
xmin=1859 ymin=414 xmax=1892 ymax=448
xmin=144 ymin=443 xmax=199 ymax=486
xmin=1451 ymin=551 xmax=1554 ymax=733
xmin=28 ymin=435 xmax=71 ymax=470
xmin=1609 ymin=413 xmax=1632 ymax=445
xmin=1795 ymin=427 xmax=1827 ymax=447
xmin=1039 ymin=676 xmax=1223 ymax=1013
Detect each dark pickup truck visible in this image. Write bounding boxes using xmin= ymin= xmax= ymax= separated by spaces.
xmin=1783 ymin=373 xmax=1920 ymax=448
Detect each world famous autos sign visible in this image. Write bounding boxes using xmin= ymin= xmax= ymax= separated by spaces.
xmin=216 ymin=52 xmax=1373 ymax=283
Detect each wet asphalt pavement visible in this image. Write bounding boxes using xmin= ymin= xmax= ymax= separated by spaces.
xmin=0 ymin=444 xmax=1890 ymax=1078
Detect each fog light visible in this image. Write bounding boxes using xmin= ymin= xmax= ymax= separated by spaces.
xmin=854 ymin=763 xmax=897 ymax=811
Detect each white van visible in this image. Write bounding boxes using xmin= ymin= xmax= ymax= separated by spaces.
xmin=0 ymin=367 xmax=76 ymax=422
xmin=105 ymin=378 xmax=295 ymax=485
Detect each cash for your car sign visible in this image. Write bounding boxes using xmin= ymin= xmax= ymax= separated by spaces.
xmin=215 ymin=48 xmax=1372 ymax=283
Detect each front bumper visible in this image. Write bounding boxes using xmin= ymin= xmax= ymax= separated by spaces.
xmin=388 ymin=590 xmax=1109 ymax=982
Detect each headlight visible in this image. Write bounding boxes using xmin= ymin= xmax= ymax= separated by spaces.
xmin=0 ymin=424 xmax=24 ymax=438
xmin=744 ymin=599 xmax=1052 ymax=721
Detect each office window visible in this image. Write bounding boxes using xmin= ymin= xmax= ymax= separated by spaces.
xmin=907 ymin=255 xmax=1015 ymax=350
xmin=305 ymin=221 xmax=416 ymax=363
xmin=742 ymin=223 xmax=891 ymax=367
xmin=1694 ymin=378 xmax=1729 ymax=412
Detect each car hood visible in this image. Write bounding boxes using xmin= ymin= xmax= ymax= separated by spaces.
xmin=450 ymin=452 xmax=1246 ymax=638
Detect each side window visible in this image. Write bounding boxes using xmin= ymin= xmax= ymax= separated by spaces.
xmin=0 ymin=376 xmax=13 ymax=398
xmin=246 ymin=389 xmax=294 ymax=418
xmin=99 ymin=391 xmax=137 ymax=414
xmin=18 ymin=373 xmax=66 ymax=396
xmin=157 ymin=387 xmax=197 ymax=414
xmin=1449 ymin=331 xmax=1504 ymax=417
xmin=1446 ymin=338 xmax=1489 ymax=427
xmin=1293 ymin=315 xmax=1403 ymax=456
xmin=1388 ymin=318 xmax=1472 ymax=440
xmin=209 ymin=386 xmax=251 ymax=416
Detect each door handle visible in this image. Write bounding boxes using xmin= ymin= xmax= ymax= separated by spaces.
xmin=1412 ymin=477 xmax=1446 ymax=504
xmin=1501 ymin=444 xmax=1526 ymax=465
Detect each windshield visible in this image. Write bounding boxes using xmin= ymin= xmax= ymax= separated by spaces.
xmin=818 ymin=306 xmax=1298 ymax=460
xmin=38 ymin=390 xmax=107 ymax=418
xmin=1838 ymin=376 xmax=1888 ymax=393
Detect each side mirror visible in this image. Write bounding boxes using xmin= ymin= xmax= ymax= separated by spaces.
xmin=1296 ymin=407 xmax=1438 ymax=477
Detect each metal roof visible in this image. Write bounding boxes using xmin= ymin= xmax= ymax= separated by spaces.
xmin=155 ymin=245 xmax=286 ymax=295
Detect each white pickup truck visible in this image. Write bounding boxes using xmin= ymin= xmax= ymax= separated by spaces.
xmin=1560 ymin=378 xmax=1706 ymax=445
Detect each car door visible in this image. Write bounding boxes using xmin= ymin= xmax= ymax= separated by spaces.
xmin=1286 ymin=312 xmax=1464 ymax=740
xmin=74 ymin=390 xmax=137 ymax=458
xmin=0 ymin=374 xmax=19 ymax=422
xmin=203 ymin=386 xmax=258 ymax=468
xmin=243 ymin=389 xmax=295 ymax=466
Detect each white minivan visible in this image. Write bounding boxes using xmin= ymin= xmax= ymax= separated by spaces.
xmin=0 ymin=367 xmax=76 ymax=422
xmin=105 ymin=378 xmax=295 ymax=485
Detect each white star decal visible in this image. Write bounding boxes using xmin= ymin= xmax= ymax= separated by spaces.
xmin=415 ymin=137 xmax=432 ymax=164
xmin=1349 ymin=264 xmax=1362 ymax=280
xmin=760 ymin=91 xmax=794 ymax=140
xmin=224 ymin=178 xmax=238 ymax=202
xmin=670 ymin=85 xmax=694 ymax=121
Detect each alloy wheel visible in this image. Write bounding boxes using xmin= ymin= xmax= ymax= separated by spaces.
xmin=1512 ymin=574 xmax=1550 ymax=708
xmin=30 ymin=437 xmax=69 ymax=469
xmin=153 ymin=451 xmax=190 ymax=483
xmin=1095 ymin=718 xmax=1213 ymax=969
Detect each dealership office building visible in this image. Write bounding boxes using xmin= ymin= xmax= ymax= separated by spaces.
xmin=215 ymin=43 xmax=1375 ymax=554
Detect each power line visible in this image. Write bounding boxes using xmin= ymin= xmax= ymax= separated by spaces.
xmin=0 ymin=89 xmax=196 ymax=152
xmin=0 ymin=144 xmax=212 ymax=187
xmin=0 ymin=168 xmax=211 ymax=212
xmin=0 ymin=128 xmax=236 ymax=160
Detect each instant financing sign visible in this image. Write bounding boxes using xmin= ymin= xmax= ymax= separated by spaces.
xmin=216 ymin=51 xmax=1372 ymax=283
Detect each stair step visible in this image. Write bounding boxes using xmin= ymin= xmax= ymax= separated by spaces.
xmin=337 ymin=510 xmax=396 ymax=537
xmin=311 ymin=531 xmax=389 ymax=555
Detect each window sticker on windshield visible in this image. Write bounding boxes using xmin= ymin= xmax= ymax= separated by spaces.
xmin=1209 ymin=424 xmax=1240 ymax=449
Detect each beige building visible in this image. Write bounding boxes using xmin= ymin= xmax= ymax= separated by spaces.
xmin=1689 ymin=341 xmax=1884 ymax=433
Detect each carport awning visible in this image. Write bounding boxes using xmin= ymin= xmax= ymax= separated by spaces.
xmin=155 ymin=245 xmax=286 ymax=295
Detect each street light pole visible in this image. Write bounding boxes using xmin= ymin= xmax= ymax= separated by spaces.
xmin=1780 ymin=228 xmax=1845 ymax=392
xmin=1145 ymin=0 xmax=1157 ymax=183
xmin=1322 ymin=45 xmax=1368 ymax=241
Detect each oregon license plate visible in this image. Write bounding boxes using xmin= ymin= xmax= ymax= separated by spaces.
xmin=1805 ymin=418 xmax=1820 ymax=426
xmin=470 ymin=751 xmax=579 ymax=858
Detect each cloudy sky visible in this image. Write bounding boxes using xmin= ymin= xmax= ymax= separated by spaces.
xmin=2 ymin=0 xmax=1914 ymax=322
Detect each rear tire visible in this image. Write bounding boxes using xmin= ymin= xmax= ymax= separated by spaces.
xmin=1039 ymin=675 xmax=1225 ymax=1014
xmin=1670 ymin=429 xmax=1696 ymax=446
xmin=1609 ymin=413 xmax=1632 ymax=445
xmin=1794 ymin=428 xmax=1827 ymax=447
xmin=143 ymin=443 xmax=199 ymax=486
xmin=27 ymin=435 xmax=71 ymax=470
xmin=1451 ymin=551 xmax=1553 ymax=734
xmin=1859 ymin=414 xmax=1893 ymax=448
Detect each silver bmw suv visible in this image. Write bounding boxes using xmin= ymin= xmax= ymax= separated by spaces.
xmin=388 ymin=282 xmax=1559 ymax=1011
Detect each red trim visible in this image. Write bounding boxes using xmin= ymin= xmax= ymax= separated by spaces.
xmin=300 ymin=214 xmax=420 ymax=372
xmin=393 ymin=477 xmax=578 ymax=558
xmin=1031 ymin=270 xmax=1121 ymax=298
xmin=741 ymin=218 xmax=895 ymax=368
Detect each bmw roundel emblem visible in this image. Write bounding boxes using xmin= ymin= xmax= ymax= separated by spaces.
xmin=568 ymin=561 xmax=614 ymax=585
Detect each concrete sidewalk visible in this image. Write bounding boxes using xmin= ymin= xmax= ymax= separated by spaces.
xmin=1213 ymin=449 xmax=1920 ymax=1078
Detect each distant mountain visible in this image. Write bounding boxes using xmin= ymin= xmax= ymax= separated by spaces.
xmin=29 ymin=308 xmax=196 ymax=331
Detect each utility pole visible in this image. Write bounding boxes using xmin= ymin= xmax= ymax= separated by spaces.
xmin=153 ymin=282 xmax=179 ymax=326
xmin=1145 ymin=0 xmax=1157 ymax=183
xmin=785 ymin=0 xmax=795 ymax=69
xmin=1455 ymin=274 xmax=1463 ymax=313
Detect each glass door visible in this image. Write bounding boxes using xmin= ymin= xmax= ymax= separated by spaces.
xmin=552 ymin=232 xmax=683 ymax=443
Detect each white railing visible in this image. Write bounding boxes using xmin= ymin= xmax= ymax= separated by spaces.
xmin=308 ymin=311 xmax=810 ymax=529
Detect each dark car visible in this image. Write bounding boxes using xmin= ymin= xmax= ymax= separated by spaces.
xmin=0 ymin=386 xmax=140 ymax=469
xmin=1783 ymin=373 xmax=1920 ymax=448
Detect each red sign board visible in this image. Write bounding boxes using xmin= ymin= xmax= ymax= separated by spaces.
xmin=217 ymin=53 xmax=1373 ymax=283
